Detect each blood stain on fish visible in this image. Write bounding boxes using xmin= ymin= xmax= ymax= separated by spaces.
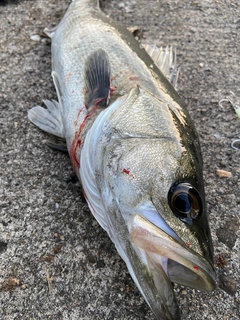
xmin=70 ymin=106 xmax=97 ymax=170
xmin=122 ymin=168 xmax=134 ymax=178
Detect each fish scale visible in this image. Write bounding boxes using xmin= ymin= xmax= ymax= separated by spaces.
xmin=51 ymin=1 xmax=180 ymax=148
xmin=28 ymin=1 xmax=216 ymax=319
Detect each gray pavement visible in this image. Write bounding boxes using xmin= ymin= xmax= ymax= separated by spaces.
xmin=0 ymin=0 xmax=239 ymax=319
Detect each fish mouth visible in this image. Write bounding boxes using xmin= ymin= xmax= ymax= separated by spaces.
xmin=130 ymin=214 xmax=216 ymax=291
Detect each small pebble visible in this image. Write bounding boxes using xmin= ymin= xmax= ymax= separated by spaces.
xmin=30 ymin=34 xmax=41 ymax=42
xmin=216 ymin=169 xmax=232 ymax=178
xmin=118 ymin=2 xmax=125 ymax=8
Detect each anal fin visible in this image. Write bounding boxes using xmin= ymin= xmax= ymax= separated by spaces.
xmin=43 ymin=137 xmax=68 ymax=153
xmin=144 ymin=44 xmax=180 ymax=89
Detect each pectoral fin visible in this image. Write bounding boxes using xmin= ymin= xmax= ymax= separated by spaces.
xmin=84 ymin=49 xmax=111 ymax=109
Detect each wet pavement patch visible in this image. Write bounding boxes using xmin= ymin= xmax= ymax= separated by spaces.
xmin=0 ymin=0 xmax=21 ymax=6
xmin=0 ymin=241 xmax=7 ymax=253
xmin=219 ymin=274 xmax=237 ymax=296
xmin=216 ymin=216 xmax=239 ymax=249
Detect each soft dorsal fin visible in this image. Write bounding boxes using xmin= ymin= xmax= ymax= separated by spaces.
xmin=143 ymin=45 xmax=180 ymax=90
xmin=84 ymin=49 xmax=111 ymax=109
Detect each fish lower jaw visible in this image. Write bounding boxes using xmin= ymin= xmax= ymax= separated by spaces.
xmin=130 ymin=214 xmax=216 ymax=292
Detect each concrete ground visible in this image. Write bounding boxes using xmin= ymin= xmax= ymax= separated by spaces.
xmin=0 ymin=0 xmax=239 ymax=319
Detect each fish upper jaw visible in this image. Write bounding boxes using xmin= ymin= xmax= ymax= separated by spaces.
xmin=129 ymin=214 xmax=216 ymax=292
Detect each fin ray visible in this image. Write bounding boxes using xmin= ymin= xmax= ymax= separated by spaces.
xmin=28 ymin=99 xmax=65 ymax=138
xmin=84 ymin=48 xmax=111 ymax=108
xmin=52 ymin=71 xmax=64 ymax=113
xmin=43 ymin=139 xmax=68 ymax=153
xmin=144 ymin=44 xmax=180 ymax=89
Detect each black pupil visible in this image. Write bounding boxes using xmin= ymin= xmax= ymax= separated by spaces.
xmin=175 ymin=193 xmax=191 ymax=214
xmin=168 ymin=183 xmax=202 ymax=221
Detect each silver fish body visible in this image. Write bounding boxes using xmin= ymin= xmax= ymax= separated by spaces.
xmin=28 ymin=0 xmax=216 ymax=319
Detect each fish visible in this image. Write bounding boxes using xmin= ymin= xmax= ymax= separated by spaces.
xmin=28 ymin=0 xmax=216 ymax=319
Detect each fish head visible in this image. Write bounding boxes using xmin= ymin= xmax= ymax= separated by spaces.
xmin=100 ymin=87 xmax=216 ymax=319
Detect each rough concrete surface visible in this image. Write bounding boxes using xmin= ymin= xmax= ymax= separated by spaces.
xmin=0 ymin=0 xmax=239 ymax=319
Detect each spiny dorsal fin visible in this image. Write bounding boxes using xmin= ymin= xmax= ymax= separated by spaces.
xmin=84 ymin=49 xmax=111 ymax=109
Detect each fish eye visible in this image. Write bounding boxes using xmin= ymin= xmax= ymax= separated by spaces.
xmin=168 ymin=183 xmax=202 ymax=221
